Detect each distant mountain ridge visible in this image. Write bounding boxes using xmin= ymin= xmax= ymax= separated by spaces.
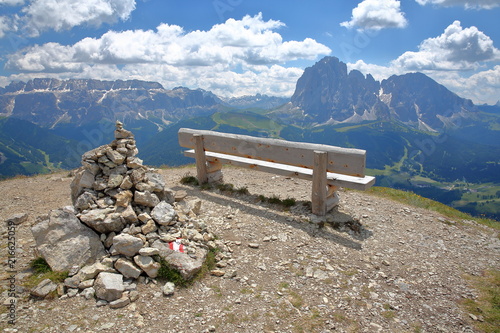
xmin=0 ymin=78 xmax=223 ymax=128
xmin=222 ymin=94 xmax=289 ymax=109
xmin=281 ymin=57 xmax=480 ymax=131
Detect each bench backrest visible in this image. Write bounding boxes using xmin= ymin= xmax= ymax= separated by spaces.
xmin=178 ymin=128 xmax=367 ymax=177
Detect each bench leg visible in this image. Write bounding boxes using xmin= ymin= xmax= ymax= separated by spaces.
xmin=207 ymin=159 xmax=223 ymax=183
xmin=194 ymin=134 xmax=208 ymax=184
xmin=312 ymin=151 xmax=327 ymax=216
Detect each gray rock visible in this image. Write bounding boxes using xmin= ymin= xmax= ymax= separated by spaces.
xmin=145 ymin=172 xmax=165 ymax=192
xmin=79 ymin=209 xmax=126 ymax=234
xmin=134 ymin=255 xmax=160 ymax=278
xmin=119 ymin=205 xmax=138 ymax=224
xmin=151 ymin=201 xmax=176 ymax=226
xmin=152 ymin=240 xmax=207 ymax=280
xmin=113 ymin=234 xmax=143 ymax=257
xmin=130 ymin=169 xmax=146 ymax=184
xmin=31 ymin=208 xmax=106 ymax=272
xmin=81 ymin=287 xmax=95 ymax=300
xmin=126 ymin=157 xmax=143 ymax=169
xmin=74 ymin=192 xmax=96 ymax=211
xmin=114 ymin=258 xmax=142 ymax=279
xmin=134 ymin=191 xmax=160 ymax=207
xmin=78 ymin=279 xmax=95 ymax=289
xmin=67 ymin=288 xmax=79 ymax=297
xmin=114 ymin=190 xmax=133 ymax=207
xmin=6 ymin=213 xmax=29 ymax=225
xmin=138 ymin=247 xmax=160 ymax=256
xmin=120 ymin=175 xmax=133 ymax=190
xmin=94 ymin=272 xmax=124 ymax=302
xmin=70 ymin=168 xmax=96 ymax=203
xmin=31 ymin=279 xmax=58 ymax=298
xmin=141 ymin=219 xmax=157 ymax=234
xmin=106 ymin=150 xmax=126 ymax=165
xmin=163 ymin=282 xmax=175 ymax=296
xmin=107 ymin=174 xmax=124 ymax=189
xmin=109 ymin=296 xmax=130 ymax=309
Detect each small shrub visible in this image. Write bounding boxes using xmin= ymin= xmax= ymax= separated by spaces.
xmin=180 ymin=175 xmax=199 ymax=186
xmin=236 ymin=186 xmax=250 ymax=195
xmin=216 ymin=183 xmax=234 ymax=192
xmin=268 ymin=195 xmax=282 ymax=205
xmin=282 ymin=197 xmax=296 ymax=208
xmin=30 ymin=257 xmax=51 ymax=274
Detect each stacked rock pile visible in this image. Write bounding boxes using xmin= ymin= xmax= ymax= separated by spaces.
xmin=31 ymin=122 xmax=228 ymax=308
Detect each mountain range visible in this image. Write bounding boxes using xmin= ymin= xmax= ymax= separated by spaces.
xmin=0 ymin=56 xmax=499 ymax=220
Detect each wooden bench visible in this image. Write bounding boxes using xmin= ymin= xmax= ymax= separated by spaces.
xmin=178 ymin=128 xmax=375 ymax=216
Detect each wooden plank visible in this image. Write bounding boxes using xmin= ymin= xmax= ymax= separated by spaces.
xmin=312 ymin=151 xmax=327 ymax=216
xmin=194 ymin=134 xmax=208 ymax=184
xmin=183 ymin=150 xmax=376 ymax=191
xmin=179 ymin=128 xmax=367 ymax=177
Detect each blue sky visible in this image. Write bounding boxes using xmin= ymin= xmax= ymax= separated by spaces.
xmin=0 ymin=0 xmax=499 ymax=104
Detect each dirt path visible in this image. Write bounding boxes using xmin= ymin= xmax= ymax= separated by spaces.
xmin=1 ymin=166 xmax=499 ymax=332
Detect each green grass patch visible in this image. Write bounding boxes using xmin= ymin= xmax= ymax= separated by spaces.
xmin=155 ymin=247 xmax=220 ymax=287
xmin=367 ymin=186 xmax=499 ymax=230
xmin=180 ymin=174 xmax=199 ymax=186
xmin=461 ymin=269 xmax=500 ymax=333
xmin=25 ymin=257 xmax=68 ymax=290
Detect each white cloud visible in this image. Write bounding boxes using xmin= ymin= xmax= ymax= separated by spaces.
xmin=4 ymin=0 xmax=136 ymax=37
xmin=348 ymin=21 xmax=500 ymax=104
xmin=0 ymin=16 xmax=11 ymax=38
xmin=3 ymin=14 xmax=330 ymax=97
xmin=0 ymin=0 xmax=24 ymax=6
xmin=415 ymin=0 xmax=499 ymax=9
xmin=341 ymin=0 xmax=408 ymax=30
xmin=392 ymin=21 xmax=500 ymax=71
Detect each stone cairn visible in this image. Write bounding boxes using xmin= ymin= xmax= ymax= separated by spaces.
xmin=30 ymin=121 xmax=227 ymax=308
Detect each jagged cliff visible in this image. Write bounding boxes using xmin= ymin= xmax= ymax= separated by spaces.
xmin=283 ymin=56 xmax=480 ymax=131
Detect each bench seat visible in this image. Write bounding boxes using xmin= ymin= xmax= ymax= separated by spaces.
xmin=183 ymin=149 xmax=375 ymax=191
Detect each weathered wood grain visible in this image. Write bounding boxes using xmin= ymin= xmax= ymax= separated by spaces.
xmin=312 ymin=151 xmax=328 ymax=216
xmin=183 ymin=150 xmax=375 ymax=191
xmin=179 ymin=128 xmax=366 ymax=177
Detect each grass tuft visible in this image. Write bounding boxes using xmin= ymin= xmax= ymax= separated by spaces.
xmin=25 ymin=257 xmax=68 ymax=290
xmin=367 ymin=186 xmax=499 ymax=230
xmin=180 ymin=174 xmax=199 ymax=186
xmin=461 ymin=269 xmax=500 ymax=333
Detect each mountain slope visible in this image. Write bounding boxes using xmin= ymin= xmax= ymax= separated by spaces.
xmin=0 ymin=78 xmax=224 ymax=128
xmin=0 ymin=117 xmax=80 ymax=178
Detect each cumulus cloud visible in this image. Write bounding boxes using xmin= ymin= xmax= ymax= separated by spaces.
xmin=415 ymin=0 xmax=499 ymax=9
xmin=4 ymin=14 xmax=330 ymax=97
xmin=392 ymin=20 xmax=500 ymax=71
xmin=341 ymin=0 xmax=408 ymax=30
xmin=348 ymin=21 xmax=500 ymax=104
xmin=2 ymin=0 xmax=136 ymax=37
xmin=0 ymin=16 xmax=13 ymax=38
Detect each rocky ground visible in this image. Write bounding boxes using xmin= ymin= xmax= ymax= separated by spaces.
xmin=1 ymin=166 xmax=499 ymax=333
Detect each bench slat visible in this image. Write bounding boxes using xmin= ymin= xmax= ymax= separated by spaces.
xmin=183 ymin=150 xmax=375 ymax=191
xmin=179 ymin=128 xmax=367 ymax=177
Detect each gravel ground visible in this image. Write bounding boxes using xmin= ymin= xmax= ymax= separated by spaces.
xmin=1 ymin=166 xmax=499 ymax=333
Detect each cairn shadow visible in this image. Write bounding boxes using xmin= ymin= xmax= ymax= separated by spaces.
xmin=172 ymin=184 xmax=372 ymax=251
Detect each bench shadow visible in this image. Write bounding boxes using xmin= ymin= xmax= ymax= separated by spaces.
xmin=172 ymin=184 xmax=372 ymax=251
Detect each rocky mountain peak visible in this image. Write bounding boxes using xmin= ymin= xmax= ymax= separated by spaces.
xmin=291 ymin=56 xmax=385 ymax=124
xmin=287 ymin=56 xmax=479 ymax=131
